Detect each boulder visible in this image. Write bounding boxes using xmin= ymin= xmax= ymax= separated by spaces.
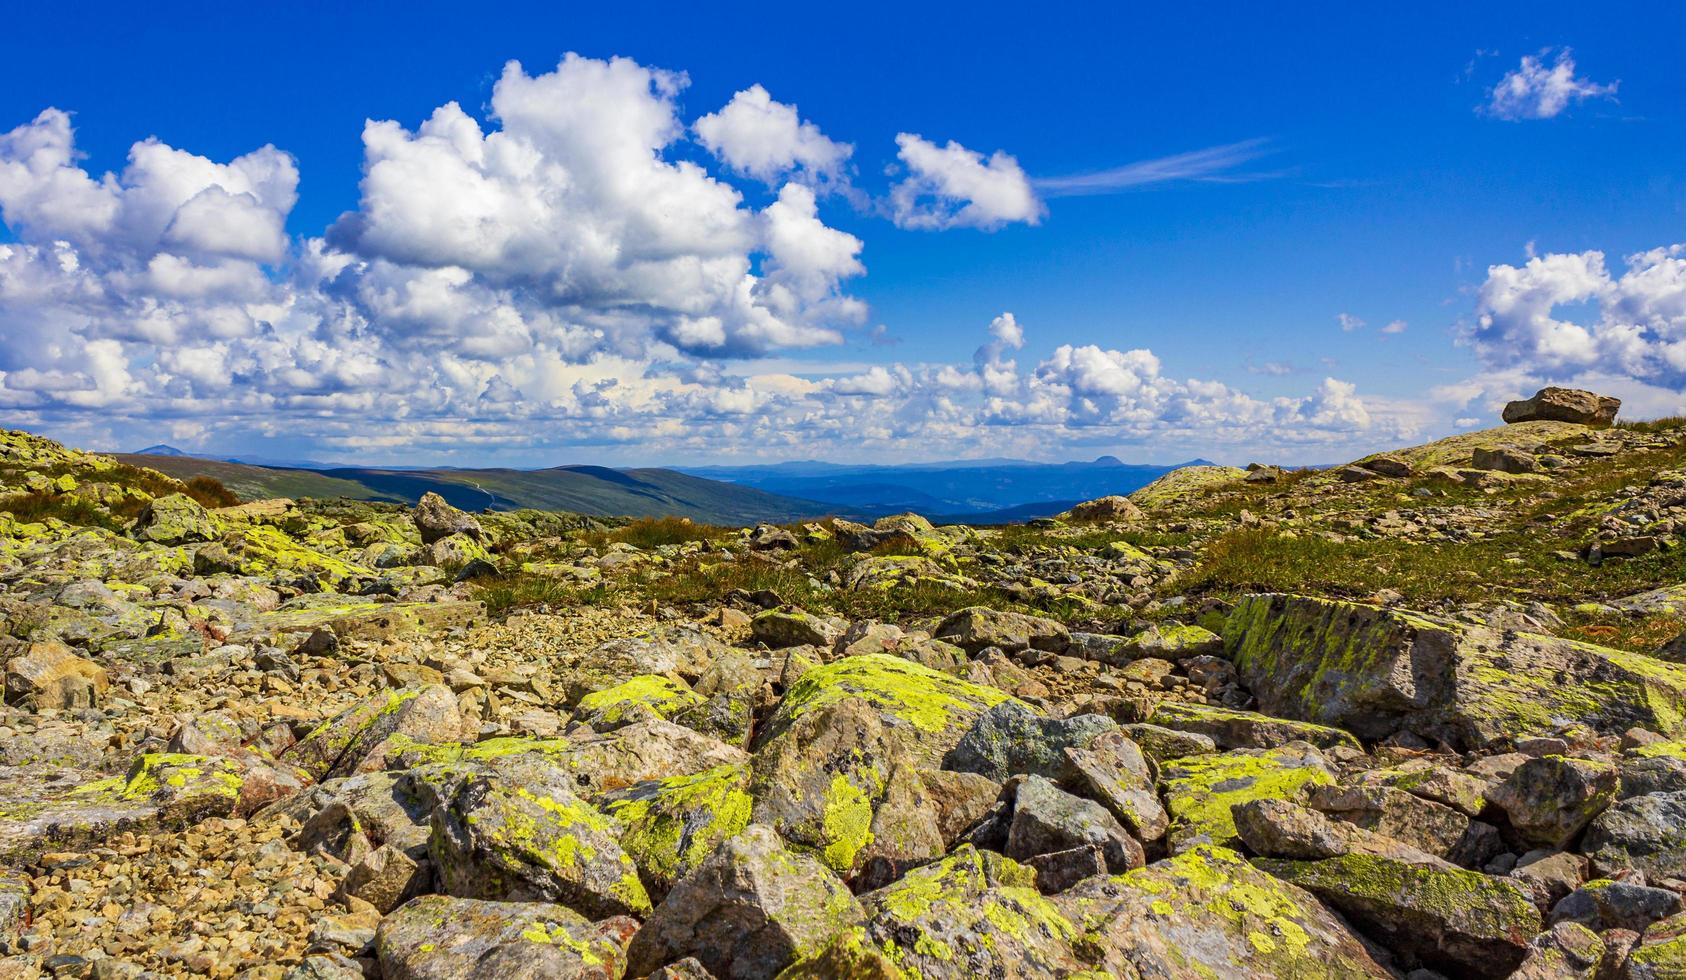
xmin=1159 ymin=742 xmax=1335 ymax=853
xmin=1055 ymin=845 xmax=1394 ymax=978
xmin=782 ymin=847 xmax=1083 ymax=977
xmin=1508 ymin=922 xmax=1605 ymax=980
xmin=286 ymin=685 xmax=463 ymax=781
xmin=1488 ymin=755 xmax=1618 ymax=850
xmin=1233 ymin=798 xmax=1452 ymax=865
xmin=756 ymin=653 xmax=1019 ymax=767
xmin=1060 ymin=495 xmax=1143 ymax=523
xmin=625 ymin=825 xmax=863 ymax=980
xmin=4 ymin=640 xmax=108 ymax=710
xmin=934 ymin=606 xmax=1069 ymax=655
xmin=1257 ymin=853 xmax=1542 ymax=976
xmin=413 ymin=491 xmax=483 ymax=545
xmin=1502 ymin=387 xmax=1620 ymax=426
xmin=1304 ymin=783 xmax=1472 ymax=859
xmin=1148 ymin=701 xmax=1360 ymax=752
xmin=134 ymin=492 xmax=217 ymax=544
xmin=1225 ymin=594 xmax=1686 ymax=750
xmin=600 ymin=764 xmax=752 ymax=902
xmin=749 ymin=697 xmax=941 ymax=877
xmin=573 ymin=674 xmax=705 ymax=732
xmin=943 ymin=701 xmax=1116 ymax=781
xmin=1472 ymin=446 xmax=1543 ymax=474
xmin=375 ymin=894 xmax=632 ymax=980
xmin=1627 ymin=911 xmax=1686 ymax=979
xmin=429 ymin=764 xmax=652 ymax=919
xmin=750 ymin=609 xmax=841 ymax=649
xmin=1005 ymin=775 xmax=1143 ymax=875
xmin=1550 ymin=878 xmax=1684 ymax=933
xmin=1059 ymin=730 xmax=1168 ymax=844
xmin=1583 ymin=791 xmax=1686 ymax=878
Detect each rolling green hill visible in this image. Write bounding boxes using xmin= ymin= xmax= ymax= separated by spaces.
xmin=117 ymin=454 xmax=832 ymax=525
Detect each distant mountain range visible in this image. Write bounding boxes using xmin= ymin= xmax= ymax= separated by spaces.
xmin=123 ymin=446 xmax=1205 ymax=524
xmin=681 ymin=456 xmax=1211 ymax=519
xmin=119 ymin=453 xmax=830 ymax=526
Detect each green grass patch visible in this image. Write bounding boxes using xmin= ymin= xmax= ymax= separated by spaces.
xmin=1178 ymin=526 xmax=1686 ymax=607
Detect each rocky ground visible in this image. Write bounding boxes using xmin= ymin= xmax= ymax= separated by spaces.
xmin=3 ymin=386 xmax=1686 ymax=978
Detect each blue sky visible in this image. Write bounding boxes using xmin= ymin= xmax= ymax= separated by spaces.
xmin=2 ymin=2 xmax=1683 ymax=466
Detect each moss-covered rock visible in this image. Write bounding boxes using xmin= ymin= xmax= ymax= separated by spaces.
xmin=430 ymin=764 xmax=651 ymax=920
xmin=1627 ymin=910 xmax=1686 ymax=980
xmin=785 ymin=846 xmax=1083 ymax=978
xmin=1159 ymin=742 xmax=1335 ymax=853
xmin=72 ymin=751 xmax=244 ymax=824
xmin=750 ymin=697 xmax=942 ymax=878
xmin=133 ymin=493 xmax=216 ymax=545
xmin=287 ymin=684 xmax=463 ymax=781
xmin=1056 ymin=844 xmax=1394 ymax=978
xmin=1256 ymin=852 xmax=1542 ymax=975
xmin=393 ymin=719 xmax=749 ymax=797
xmin=574 ymin=674 xmax=706 ymax=732
xmin=600 ymin=763 xmax=752 ymax=901
xmin=375 ymin=894 xmax=631 ymax=980
xmin=1225 ymin=593 xmax=1686 ymax=750
xmin=626 ymin=824 xmax=862 ymax=980
xmin=758 ymin=653 xmax=1021 ymax=767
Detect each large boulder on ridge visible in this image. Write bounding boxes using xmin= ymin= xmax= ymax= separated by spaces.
xmin=1502 ymin=386 xmax=1620 ymax=426
xmin=413 ymin=491 xmax=484 ymax=545
xmin=1225 ymin=594 xmax=1686 ymax=750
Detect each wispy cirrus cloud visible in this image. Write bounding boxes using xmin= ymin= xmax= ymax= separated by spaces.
xmin=1031 ymin=138 xmax=1275 ymax=197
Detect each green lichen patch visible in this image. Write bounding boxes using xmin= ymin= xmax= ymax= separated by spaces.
xmin=760 ymin=653 xmax=1020 ymax=765
xmin=1255 ymin=852 xmax=1542 ymax=975
xmin=800 ymin=846 xmax=1082 ymax=977
xmin=574 ymin=673 xmax=705 ymax=729
xmin=600 ymin=763 xmax=752 ymax=898
xmin=1159 ymin=743 xmax=1335 ymax=852
xmin=1055 ymin=845 xmax=1392 ymax=977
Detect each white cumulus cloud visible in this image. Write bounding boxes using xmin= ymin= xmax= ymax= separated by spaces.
xmin=889 ymin=133 xmax=1044 ymax=231
xmin=1485 ymin=48 xmax=1617 ymax=121
xmin=694 ymin=84 xmax=852 ymax=186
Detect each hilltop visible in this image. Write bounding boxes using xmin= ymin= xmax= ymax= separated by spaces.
xmin=2 ymin=387 xmax=1686 ymax=977
xmin=115 ymin=453 xmax=834 ymax=526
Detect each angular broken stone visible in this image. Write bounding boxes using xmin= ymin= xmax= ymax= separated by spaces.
xmin=625 ymin=824 xmax=863 ymax=980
